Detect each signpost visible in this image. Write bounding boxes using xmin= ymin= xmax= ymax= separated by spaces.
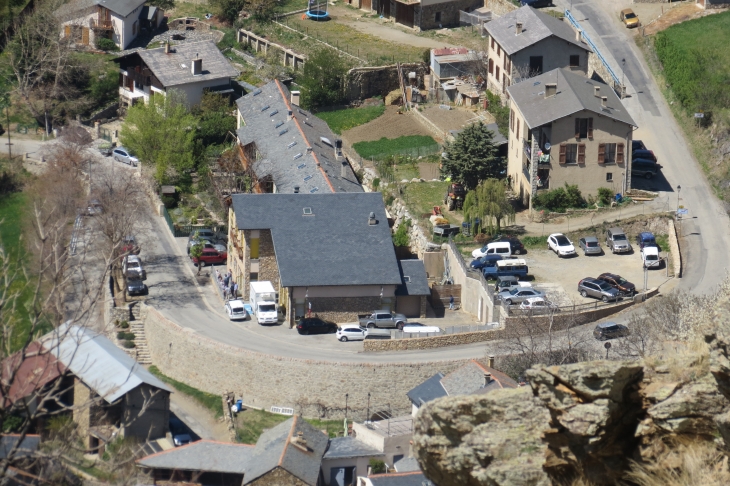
xmin=695 ymin=112 xmax=704 ymax=128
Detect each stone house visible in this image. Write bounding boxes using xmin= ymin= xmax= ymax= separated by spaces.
xmin=227 ymin=193 xmax=403 ymax=324
xmin=235 ymin=80 xmax=363 ymax=194
xmin=484 ymin=6 xmax=590 ymax=98
xmin=113 ymin=40 xmax=240 ymax=109
xmin=506 ymin=68 xmax=637 ymax=209
xmin=406 ymin=359 xmax=517 ymax=417
xmin=367 ymin=0 xmax=481 ymax=30
xmin=55 ymin=0 xmax=161 ymax=50
xmin=321 ymin=436 xmax=385 ymax=486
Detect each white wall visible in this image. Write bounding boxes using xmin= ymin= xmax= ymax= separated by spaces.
xmin=116 ymin=6 xmax=142 ymax=49
xmin=169 ymin=77 xmax=233 ymax=107
xmin=444 ymin=243 xmax=494 ymax=323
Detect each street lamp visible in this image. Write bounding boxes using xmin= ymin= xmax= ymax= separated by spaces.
xmin=676 ymin=185 xmax=681 ymax=213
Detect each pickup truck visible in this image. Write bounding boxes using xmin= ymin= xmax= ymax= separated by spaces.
xmin=433 ymin=225 xmax=460 ymax=238
xmin=359 ymin=311 xmax=408 ymax=330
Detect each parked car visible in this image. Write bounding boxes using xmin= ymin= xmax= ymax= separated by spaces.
xmin=636 ymin=232 xmax=658 ymax=249
xmin=519 ymin=297 xmax=559 ymax=314
xmin=123 ymin=255 xmax=146 ymax=280
xmin=192 ymin=248 xmax=227 ymax=267
xmin=112 ymin=147 xmax=139 ymax=167
xmin=641 ymin=246 xmax=661 ymax=268
xmin=578 ymin=236 xmax=602 ymax=255
xmin=472 ymin=241 xmax=512 ymax=259
xmin=578 ymin=277 xmax=620 ymax=302
xmin=632 ymin=159 xmax=661 ymax=179
xmin=593 ymin=322 xmax=630 ymax=340
xmin=521 ymin=0 xmax=551 ymax=7
xmin=225 ymin=299 xmax=248 ymax=321
xmin=187 ymin=229 xmax=216 ymax=254
xmin=606 ymin=227 xmax=632 ymax=253
xmin=620 ymin=8 xmax=639 ymax=28
xmin=173 ymin=434 xmax=192 ymax=447
xmin=632 ymin=149 xmax=657 ymax=162
xmin=632 ymin=140 xmax=647 ymax=151
xmin=495 ymin=236 xmax=525 ymax=255
xmin=470 ymin=254 xmax=503 ymax=270
xmin=495 ymin=275 xmax=532 ymax=293
xmin=497 ymin=287 xmax=546 ymax=306
xmin=481 ymin=257 xmax=505 ymax=279
xmin=597 ymin=273 xmax=636 ymax=296
xmin=547 ymin=233 xmax=576 ymax=257
xmin=337 ymin=324 xmax=368 ymax=342
xmin=359 ymin=311 xmax=408 ymax=330
xmin=127 ymin=277 xmax=147 ymax=296
xmin=121 ymin=235 xmax=141 ymax=255
xmin=297 ymin=317 xmax=337 ymax=335
xmin=493 ymin=259 xmax=529 ymax=279
xmin=213 ymin=243 xmax=227 ymax=253
xmin=87 ymin=199 xmax=103 ymax=216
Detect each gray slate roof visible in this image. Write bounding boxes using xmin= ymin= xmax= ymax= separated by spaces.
xmin=122 ymin=41 xmax=239 ymax=88
xmin=507 ymin=68 xmax=637 ymax=129
xmin=440 ymin=361 xmax=517 ymax=397
xmin=323 ymin=437 xmax=384 ymax=459
xmin=56 ymin=0 xmax=146 ymax=19
xmin=393 ymin=456 xmax=421 ymax=473
xmin=235 ymin=80 xmax=363 ymax=194
xmin=406 ymin=373 xmax=446 ymax=406
xmin=0 ymin=435 xmax=40 ymax=460
xmin=243 ymin=417 xmax=328 ymax=486
xmin=396 ymin=260 xmax=430 ymax=296
xmin=41 ymin=323 xmax=172 ymax=403
xmin=137 ymin=441 xmax=254 ymax=474
xmin=449 ymin=123 xmax=506 ymax=146
xmin=368 ymin=472 xmax=432 ymax=486
xmin=485 ymin=6 xmax=590 ymax=56
xmin=231 ymin=193 xmax=402 ymax=287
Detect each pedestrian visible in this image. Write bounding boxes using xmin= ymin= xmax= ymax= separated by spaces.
xmin=229 ymin=281 xmax=235 ymax=300
xmin=307 ymin=300 xmax=312 ymax=318
xmin=223 ymin=273 xmax=230 ymax=288
xmin=449 ymin=295 xmax=454 ymax=310
xmin=233 ymin=282 xmax=239 ymax=299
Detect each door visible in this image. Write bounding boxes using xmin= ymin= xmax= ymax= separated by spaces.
xmin=381 ymin=0 xmax=391 ymax=17
xmin=396 ymin=296 xmax=421 ymax=318
xmin=395 ymin=3 xmax=414 ymax=28
xmin=362 ymin=0 xmax=371 ymax=10
xmin=81 ymin=27 xmax=89 ymax=45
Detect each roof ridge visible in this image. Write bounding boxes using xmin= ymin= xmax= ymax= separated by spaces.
xmin=278 ymin=415 xmax=298 ymax=468
xmin=369 ymin=471 xmax=423 ymax=477
xmin=274 ymin=80 xmax=336 ymax=193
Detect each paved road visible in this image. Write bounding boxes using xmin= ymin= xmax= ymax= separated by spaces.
xmin=552 ymin=0 xmax=730 ymax=295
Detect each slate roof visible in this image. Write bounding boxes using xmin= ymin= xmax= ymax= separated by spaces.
xmin=323 ymin=437 xmax=383 ymax=459
xmin=235 ymin=80 xmax=363 ymax=194
xmin=231 ymin=193 xmax=401 ymax=287
xmin=2 ymin=342 xmax=66 ymax=405
xmin=116 ymin=41 xmax=239 ymax=88
xmin=406 ymin=373 xmax=446 ymax=406
xmin=393 ymin=456 xmax=421 ymax=473
xmin=243 ymin=416 xmax=328 ymax=486
xmin=0 ymin=435 xmax=40 ymax=460
xmin=485 ymin=6 xmax=590 ymax=56
xmin=368 ymin=472 xmax=433 ymax=486
xmin=507 ymin=68 xmax=637 ymax=129
xmin=449 ymin=123 xmax=506 ymax=146
xmin=137 ymin=441 xmax=253 ymax=474
xmin=396 ymin=260 xmax=430 ymax=297
xmin=440 ymin=360 xmax=518 ymax=396
xmin=41 ymin=323 xmax=172 ymax=403
xmin=56 ymin=0 xmax=146 ymax=19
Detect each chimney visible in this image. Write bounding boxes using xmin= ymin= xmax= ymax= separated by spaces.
xmin=576 ymin=29 xmax=581 ymax=43
xmin=341 ymin=160 xmax=348 ymax=178
xmin=291 ymin=90 xmax=301 ymax=106
xmin=488 ymin=355 xmax=495 ymax=368
xmin=484 ymin=372 xmax=492 ymax=386
xmin=164 ymin=41 xmax=170 ymax=54
xmin=601 ymin=96 xmax=607 ymax=108
xmin=191 ymin=57 xmax=202 ymax=76
xmin=287 ymin=109 xmax=293 ymax=121
xmin=294 ymin=186 xmax=300 ymax=193
xmin=544 ymin=83 xmax=557 ymax=98
xmin=594 ymin=86 xmax=601 ymax=97
xmin=516 ymin=22 xmax=523 ymax=35
xmin=291 ymin=431 xmax=308 ymax=451
xmin=368 ymin=212 xmax=376 ymax=225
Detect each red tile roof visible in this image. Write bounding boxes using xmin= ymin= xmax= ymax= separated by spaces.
xmin=433 ymin=47 xmax=469 ymax=56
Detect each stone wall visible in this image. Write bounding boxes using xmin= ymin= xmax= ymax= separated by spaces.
xmin=704 ymin=0 xmax=730 ymax=9
xmin=309 ymin=296 xmax=382 ymax=323
xmin=364 ymin=329 xmax=505 ymax=351
xmin=388 ymin=197 xmax=433 ymax=258
xmin=142 ymin=304 xmax=474 ymax=419
xmin=258 ymin=229 xmax=279 ymax=290
xmin=484 ymin=0 xmax=518 ymax=16
xmin=668 ymin=218 xmax=681 ymax=277
xmin=502 ymin=298 xmax=636 ymax=328
xmin=345 ymin=63 xmax=428 ymax=102
xmin=588 ymin=51 xmax=622 ymax=96
xmin=443 ymin=241 xmax=495 ymax=323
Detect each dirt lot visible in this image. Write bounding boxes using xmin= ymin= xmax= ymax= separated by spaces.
xmin=341 ymin=106 xmax=434 ymax=144
xmin=640 ymin=2 xmax=713 ymax=36
xmin=419 ymin=106 xmax=491 ymax=134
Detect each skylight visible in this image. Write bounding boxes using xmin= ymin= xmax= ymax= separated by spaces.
xmin=303 ymin=207 xmax=312 ymax=215
xmin=279 ymin=129 xmax=289 ymax=136
xmin=270 ymin=110 xmax=279 ymax=117
xmin=293 ymin=153 xmax=302 ymax=160
xmin=287 ymin=141 xmax=297 ymax=148
xmin=297 ymin=163 xmax=306 ymax=169
xmin=253 ymin=89 xmax=262 ymax=96
xmin=309 ymin=187 xmax=319 ymax=193
xmin=304 ymin=175 xmax=313 ymax=181
xmin=275 ymin=121 xmax=284 ymax=128
xmin=261 ymin=105 xmax=270 ymax=112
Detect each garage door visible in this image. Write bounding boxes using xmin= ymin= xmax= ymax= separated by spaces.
xmin=395 ymin=3 xmax=414 ymax=28
xmin=396 ymin=296 xmax=421 ymax=318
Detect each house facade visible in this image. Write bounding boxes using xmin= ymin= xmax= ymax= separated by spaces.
xmin=114 ymin=40 xmax=239 ymax=109
xmin=227 ymin=193 xmax=402 ymax=325
xmin=506 ymin=69 xmax=637 ymax=209
xmin=484 ymin=6 xmax=590 ymax=98
xmin=56 ymin=0 xmax=160 ymax=50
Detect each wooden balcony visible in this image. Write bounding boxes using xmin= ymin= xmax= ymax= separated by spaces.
xmin=91 ymin=19 xmax=114 ymax=30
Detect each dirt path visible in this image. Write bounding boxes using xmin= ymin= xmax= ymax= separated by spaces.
xmin=168 ymin=385 xmax=232 ymax=442
xmin=341 ymin=106 xmax=434 ymax=145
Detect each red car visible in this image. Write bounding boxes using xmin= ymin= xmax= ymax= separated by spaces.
xmin=192 ymin=248 xmax=228 ymax=267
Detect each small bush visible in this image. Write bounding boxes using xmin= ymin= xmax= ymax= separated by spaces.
xmin=475 ymin=233 xmax=491 ymax=244
xmin=393 ymin=219 xmax=411 ymax=247
xmin=122 ymin=340 xmax=136 ymax=349
xmin=522 ymin=236 xmax=547 ymax=249
xmin=117 ymin=331 xmax=126 ymax=340
xmin=96 ymin=38 xmax=119 ymax=52
xmin=161 ymin=195 xmax=178 ymax=209
xmin=533 ymin=183 xmax=586 ymax=213
xmin=370 ymin=459 xmax=386 ymax=474
xmin=384 ymin=193 xmax=395 ymax=206
xmin=597 ymin=187 xmax=613 ymax=206
xmin=118 ymin=320 xmax=129 ymax=329
xmin=372 ymin=178 xmax=381 ymax=191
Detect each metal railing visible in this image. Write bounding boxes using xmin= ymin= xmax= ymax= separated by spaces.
xmin=69 ymin=215 xmax=82 ymax=256
xmin=448 ymin=239 xmax=496 ymax=300
xmin=565 ymin=10 xmax=621 ymax=86
xmin=442 ymin=323 xmax=499 ymax=334
xmin=500 ymin=295 xmax=630 ymax=316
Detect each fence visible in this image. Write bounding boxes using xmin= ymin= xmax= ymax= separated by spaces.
xmin=442 ymin=323 xmax=499 ymax=334
xmin=363 ymin=144 xmax=441 ymax=161
xmin=459 ymin=10 xmax=492 ymax=35
xmin=500 ymin=295 xmax=630 ymax=316
xmin=565 ymin=9 xmax=621 ymax=87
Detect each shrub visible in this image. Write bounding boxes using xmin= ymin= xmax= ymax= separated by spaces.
xmin=597 ymin=187 xmax=613 ymax=206
xmin=118 ymin=320 xmax=129 ymax=329
xmin=96 ymin=38 xmax=119 ymax=51
xmin=117 ymin=331 xmax=126 ymax=340
xmin=372 ymin=178 xmax=381 ymax=191
xmin=475 ymin=233 xmax=491 ymax=244
xmin=392 ymin=219 xmax=411 ymax=247
xmin=123 ymin=340 xmax=136 ymax=349
xmin=533 ymin=183 xmax=586 ymax=213
xmin=161 ymin=195 xmax=178 ymax=209
xmin=370 ymin=459 xmax=386 ymax=475
xmin=384 ymin=193 xmax=395 ymax=206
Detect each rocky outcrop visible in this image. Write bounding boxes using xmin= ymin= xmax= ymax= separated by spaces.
xmin=414 ymin=340 xmax=730 ymax=486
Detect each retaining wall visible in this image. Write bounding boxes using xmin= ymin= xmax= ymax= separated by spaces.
xmin=142 ymin=303 xmax=473 ymax=419
xmin=668 ymin=218 xmax=681 ymax=277
xmin=345 ymin=63 xmax=428 ymax=101
xmin=363 ymin=329 xmax=504 ymax=351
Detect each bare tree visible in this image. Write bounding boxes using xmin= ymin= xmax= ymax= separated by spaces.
xmin=510 ymin=64 xmax=543 ymax=85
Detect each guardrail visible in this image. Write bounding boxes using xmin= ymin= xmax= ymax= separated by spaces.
xmin=565 ymin=9 xmax=621 ymax=87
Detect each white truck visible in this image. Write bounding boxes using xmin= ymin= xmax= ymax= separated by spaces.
xmin=249 ymin=281 xmax=278 ymax=325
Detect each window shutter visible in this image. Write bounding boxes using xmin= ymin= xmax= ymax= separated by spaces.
xmin=598 ymin=143 xmax=606 ymax=164
xmin=574 ymin=119 xmax=580 ymax=139
xmin=489 ymin=59 xmax=493 ymax=75
xmin=588 ymin=118 xmax=594 ymax=138
xmin=617 ymin=143 xmax=625 ymax=163
xmin=510 ymin=109 xmax=514 ymax=132
xmin=516 ymin=119 xmax=520 ymax=141
xmin=559 ymin=144 xmax=567 ymax=164
xmin=578 ymin=144 xmax=586 ymax=164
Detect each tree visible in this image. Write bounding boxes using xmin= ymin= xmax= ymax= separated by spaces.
xmin=120 ymin=90 xmax=200 ymax=184
xmin=392 ymin=219 xmax=411 ymax=248
xmin=209 ymin=0 xmax=246 ymax=23
xmin=190 ymin=234 xmax=204 ymax=275
xmin=193 ymin=92 xmax=237 ymax=148
xmin=146 ymin=0 xmax=175 ymax=10
xmin=298 ymin=48 xmax=350 ymax=111
xmin=463 ymin=179 xmax=515 ymax=234
xmin=441 ymin=122 xmax=504 ymax=190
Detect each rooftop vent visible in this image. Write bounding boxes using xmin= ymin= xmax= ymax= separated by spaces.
xmin=191 ymin=58 xmax=202 ymax=76
xmin=287 ymin=110 xmax=293 ymax=121
xmin=341 ymin=160 xmax=348 ymax=178
xmin=279 ymin=129 xmax=289 ymax=136
xmin=253 ymin=89 xmax=262 ymax=96
xmin=309 ymin=187 xmax=319 ymax=193
xmin=293 ymin=153 xmax=302 ymax=160
xmin=403 ymin=276 xmax=411 ymax=282
xmin=320 ymin=137 xmax=333 ymax=147
xmin=516 ymin=22 xmax=523 ymax=35
xmin=165 ymin=41 xmax=171 ymax=54
xmin=484 ymin=372 xmax=492 ymax=386
xmin=533 ymin=81 xmax=541 ymax=86
xmin=368 ymin=212 xmax=377 ymax=225
xmin=261 ymin=105 xmax=270 ymax=112
xmin=544 ymin=83 xmax=557 ymax=98
xmin=488 ymin=355 xmax=495 ymax=368
xmin=302 ymin=207 xmax=312 ymax=214
xmin=576 ymin=28 xmax=582 ymax=42
xmin=294 ymin=186 xmax=300 ymax=193
xmin=601 ymin=96 xmax=607 ymax=108
xmin=287 ymin=141 xmax=297 ymax=148
xmin=594 ymin=86 xmax=601 ymax=97
xmin=306 ymin=147 xmax=313 ymax=154
xmin=275 ymin=121 xmax=284 ymax=129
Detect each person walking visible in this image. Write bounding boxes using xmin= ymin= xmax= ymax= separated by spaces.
xmin=229 ymin=281 xmax=235 ymax=300
xmin=307 ymin=301 xmax=312 ymax=318
xmin=233 ymin=282 xmax=239 ymax=299
xmin=449 ymin=295 xmax=454 ymax=310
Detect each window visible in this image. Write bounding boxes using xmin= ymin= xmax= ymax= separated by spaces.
xmin=510 ymin=109 xmax=514 ymax=132
xmin=559 ymin=143 xmax=578 ymax=164
xmin=574 ymin=118 xmax=593 ymax=139
xmin=606 ymin=172 xmax=613 ymax=182
xmin=570 ymin=55 xmax=580 ymax=67
xmin=502 ymin=74 xmax=508 ymax=93
xmin=516 ymin=119 xmax=520 ymax=141
xmin=132 ymin=20 xmax=138 ymax=36
xmin=488 ymin=58 xmax=493 ymax=75
xmin=495 ymin=66 xmax=500 ymax=81
xmin=435 ymin=11 xmax=441 ymax=22
xmin=250 ymin=272 xmax=258 ymax=281
xmin=601 ymin=143 xmax=617 ymax=164
xmin=529 ymin=56 xmax=543 ymax=74
xmin=491 ymin=37 xmax=495 ymax=49
xmin=497 ymin=44 xmax=501 ymax=57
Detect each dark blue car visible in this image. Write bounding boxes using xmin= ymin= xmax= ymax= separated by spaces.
xmin=470 ymin=254 xmax=503 ymax=270
xmin=521 ymin=0 xmax=552 ymax=7
xmin=636 ymin=232 xmax=657 ymax=249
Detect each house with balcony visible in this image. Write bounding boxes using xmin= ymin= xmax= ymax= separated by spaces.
xmin=227 ymin=192 xmax=404 ymax=325
xmin=506 ymin=68 xmax=637 ymax=209
xmin=484 ymin=5 xmax=590 ymax=98
xmin=56 ymin=0 xmax=162 ymax=50
xmin=235 ymin=80 xmax=363 ymax=194
xmin=113 ymin=40 xmax=239 ymax=109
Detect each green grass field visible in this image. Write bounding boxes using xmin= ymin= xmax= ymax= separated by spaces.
xmin=317 ymin=105 xmax=385 ymax=135
xmin=353 ymin=135 xmax=438 ymax=160
xmin=235 ymin=408 xmax=344 ymax=444
xmin=149 ymin=366 xmax=224 ymax=418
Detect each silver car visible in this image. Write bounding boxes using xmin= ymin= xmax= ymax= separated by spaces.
xmin=578 ymin=278 xmax=620 ymax=302
xmin=112 ymin=147 xmax=139 ymax=167
xmin=497 ymin=287 xmax=546 ymax=306
xmin=606 ymin=227 xmax=632 ymax=253
xmin=578 ymin=236 xmax=602 ymax=255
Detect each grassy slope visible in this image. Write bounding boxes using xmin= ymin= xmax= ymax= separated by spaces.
xmin=317 ymin=105 xmax=385 ymax=135
xmin=353 ymin=135 xmax=438 ymax=159
xmin=149 ymin=365 xmax=224 ymax=418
